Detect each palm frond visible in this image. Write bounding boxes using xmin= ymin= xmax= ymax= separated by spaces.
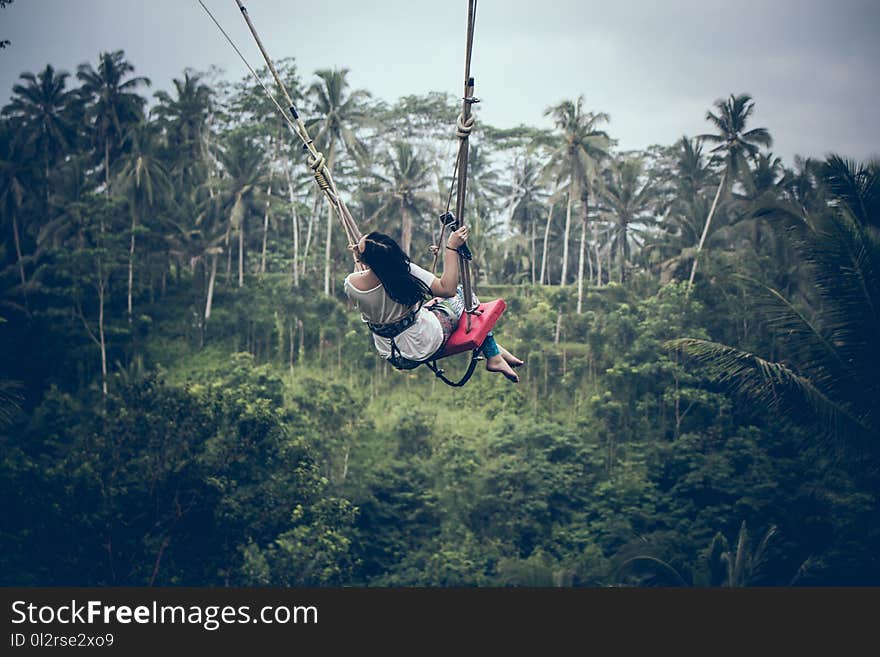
xmin=0 ymin=379 xmax=24 ymax=428
xmin=821 ymin=154 xmax=880 ymax=228
xmin=705 ymin=532 xmax=729 ymax=586
xmin=616 ymin=556 xmax=690 ymax=587
xmin=744 ymin=207 xmax=880 ymax=418
xmin=665 ymin=338 xmax=871 ymax=441
xmin=731 ymin=520 xmax=749 ymax=585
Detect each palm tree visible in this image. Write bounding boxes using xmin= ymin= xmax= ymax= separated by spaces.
xmin=542 ymin=96 xmax=611 ymax=311
xmin=687 ymin=93 xmax=772 ymax=293
xmin=538 ymin=181 xmax=564 ymax=286
xmin=307 ymin=68 xmax=371 ymax=295
xmin=214 ymin=130 xmax=267 ymax=288
xmin=153 ymin=70 xmax=213 ymax=190
xmin=32 ymin=155 xmax=118 ymax=398
xmin=166 ymin=191 xmax=225 ymax=325
xmin=365 ymin=141 xmax=434 ymax=256
xmin=38 ymin=155 xmax=92 ymax=253
xmin=668 ymin=156 xmax=880 ymax=446
xmin=617 ymin=522 xmax=797 ymax=586
xmin=674 ymin=135 xmax=714 ymax=201
xmin=820 ymin=155 xmax=880 ymax=234
xmin=781 ymin=156 xmax=823 ymax=219
xmin=280 ymin=145 xmax=312 ymax=288
xmin=462 ymin=144 xmax=505 ymax=282
xmin=507 ymin=156 xmax=548 ymax=284
xmin=0 ymin=125 xmax=30 ymax=306
xmin=115 ymin=122 xmax=171 ymax=322
xmin=0 ymin=372 xmax=23 ymax=430
xmin=599 ymin=155 xmax=658 ymax=283
xmin=76 ymin=50 xmax=150 ymax=195
xmin=643 ymin=137 xmax=714 ymax=283
xmin=724 ymin=152 xmax=788 ymax=257
xmin=2 ymin=64 xmax=78 ymax=199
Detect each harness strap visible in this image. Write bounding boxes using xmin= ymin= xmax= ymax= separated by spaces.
xmin=366 ymin=303 xmax=421 ymax=339
xmin=425 ymin=350 xmax=482 ymax=387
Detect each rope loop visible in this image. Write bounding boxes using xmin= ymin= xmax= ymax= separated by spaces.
xmin=456 ymin=113 xmax=475 ymax=140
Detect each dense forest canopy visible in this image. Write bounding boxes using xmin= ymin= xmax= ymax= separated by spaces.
xmin=1 ymin=46 xmax=878 ymax=586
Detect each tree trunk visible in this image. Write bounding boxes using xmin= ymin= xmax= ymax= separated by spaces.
xmin=98 ymin=273 xmax=108 ymax=397
xmin=341 ymin=445 xmax=350 ymax=484
xmin=289 ymin=319 xmax=296 ymax=372
xmin=104 ymin=140 xmax=111 ymax=198
xmin=225 ymin=228 xmax=232 ymax=284
xmin=238 ymin=211 xmax=245 ymax=288
xmin=554 ymin=307 xmax=562 ymax=345
xmin=286 ymin=163 xmax=300 ymax=287
xmin=323 ymin=199 xmax=333 ymax=295
xmin=540 ymin=201 xmax=555 ymax=285
xmin=205 ymin=253 xmax=217 ymax=321
xmin=530 ymin=216 xmax=537 ymax=285
xmin=688 ymin=170 xmax=727 ymax=294
xmin=606 ymin=232 xmax=612 ymax=284
xmin=304 ymin=189 xmax=319 ymax=270
xmin=292 ymin=195 xmax=300 ymax=287
xmin=561 ymin=192 xmax=573 ymax=285
xmin=502 ymin=171 xmax=519 ymax=262
xmin=260 ymin=182 xmax=271 ymax=274
xmin=400 ymin=202 xmax=412 ymax=256
xmin=149 ymin=535 xmax=171 ymax=587
xmin=11 ymin=213 xmax=28 ymax=307
xmin=127 ymin=208 xmax=137 ymax=324
xmin=586 ymin=231 xmax=594 ymax=285
xmin=576 ymin=201 xmax=587 ymax=314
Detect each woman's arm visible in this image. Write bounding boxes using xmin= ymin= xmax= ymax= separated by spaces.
xmin=430 ymin=225 xmax=469 ymax=297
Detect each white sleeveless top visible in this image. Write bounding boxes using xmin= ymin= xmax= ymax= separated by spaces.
xmin=343 ymin=262 xmax=443 ymax=361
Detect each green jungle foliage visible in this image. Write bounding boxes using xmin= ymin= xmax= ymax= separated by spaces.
xmin=1 ymin=52 xmax=878 ymax=586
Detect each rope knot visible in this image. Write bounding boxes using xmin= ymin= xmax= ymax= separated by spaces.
xmin=456 ymin=113 xmax=475 ymax=140
xmin=307 ymin=151 xmax=326 ymax=173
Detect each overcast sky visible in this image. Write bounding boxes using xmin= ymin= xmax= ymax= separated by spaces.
xmin=1 ymin=0 xmax=878 ymax=165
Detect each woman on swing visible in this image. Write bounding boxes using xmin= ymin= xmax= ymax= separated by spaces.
xmin=344 ymin=225 xmax=523 ymax=383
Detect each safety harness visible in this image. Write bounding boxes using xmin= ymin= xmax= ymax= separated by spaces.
xmin=366 ymin=301 xmax=425 ymax=371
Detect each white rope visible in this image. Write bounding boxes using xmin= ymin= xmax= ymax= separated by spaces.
xmin=197 ymin=0 xmax=299 ymax=137
xmin=456 ymin=113 xmax=475 ymax=139
xmin=199 ymin=0 xmax=361 ymax=259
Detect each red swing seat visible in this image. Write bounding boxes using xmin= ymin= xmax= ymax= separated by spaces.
xmin=435 ymin=298 xmax=506 ymax=358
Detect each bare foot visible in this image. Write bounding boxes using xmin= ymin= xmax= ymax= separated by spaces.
xmin=498 ymin=345 xmax=524 ymax=368
xmin=486 ymin=354 xmax=519 ymax=383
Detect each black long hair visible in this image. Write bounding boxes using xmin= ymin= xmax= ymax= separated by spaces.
xmin=358 ymin=232 xmax=431 ymax=307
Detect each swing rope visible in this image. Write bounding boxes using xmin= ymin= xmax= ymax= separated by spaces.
xmin=200 ymin=0 xmax=495 ymax=388
xmin=198 ymin=0 xmax=363 ymax=264
xmin=431 ymin=0 xmax=480 ymax=332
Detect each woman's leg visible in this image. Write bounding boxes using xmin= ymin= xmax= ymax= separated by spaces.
xmin=445 ymin=285 xmax=470 ymax=321
xmin=482 ymin=333 xmax=518 ymax=383
xmin=497 ymin=342 xmax=524 ymax=367
xmin=446 ymin=287 xmax=520 ymax=382
xmin=481 ymin=333 xmax=501 ymax=358
xmin=481 ymin=333 xmax=523 ymax=366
